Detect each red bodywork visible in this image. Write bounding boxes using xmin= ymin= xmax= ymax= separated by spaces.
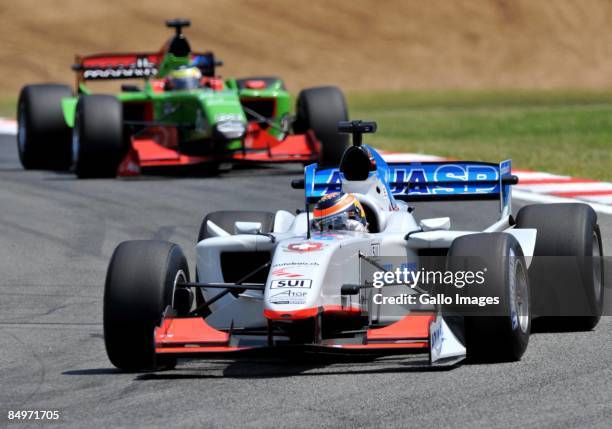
xmin=154 ymin=310 xmax=435 ymax=356
xmin=117 ymin=126 xmax=320 ymax=176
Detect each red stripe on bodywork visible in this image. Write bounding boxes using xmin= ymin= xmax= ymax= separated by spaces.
xmin=366 ymin=313 xmax=435 ymax=341
xmin=321 ymin=305 xmax=362 ymax=316
xmin=264 ymin=307 xmax=319 ymax=320
xmin=156 ymin=346 xmax=253 ymax=354
xmin=338 ymin=342 xmax=429 ymax=350
xmin=155 ymin=317 xmax=229 ymax=347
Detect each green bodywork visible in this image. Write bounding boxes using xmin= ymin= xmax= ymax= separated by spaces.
xmin=61 ymin=62 xmax=292 ymax=149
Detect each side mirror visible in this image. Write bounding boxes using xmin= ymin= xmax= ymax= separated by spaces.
xmin=234 ymin=221 xmax=262 ymax=235
xmin=419 ymin=217 xmax=451 ymax=232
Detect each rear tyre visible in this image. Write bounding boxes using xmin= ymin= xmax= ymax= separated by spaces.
xmin=17 ymin=84 xmax=72 ymax=170
xmin=516 ymin=203 xmax=604 ymax=331
xmin=73 ymin=95 xmax=125 ymax=178
xmin=294 ymin=86 xmax=349 ymax=167
xmin=446 ymin=233 xmax=530 ymax=362
xmin=104 ymin=240 xmax=189 ymax=371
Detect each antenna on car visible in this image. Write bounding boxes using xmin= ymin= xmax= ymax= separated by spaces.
xmin=165 ymin=18 xmax=191 ymax=36
xmin=337 ymin=120 xmax=377 ymax=147
xmin=337 ymin=120 xmax=378 ymax=181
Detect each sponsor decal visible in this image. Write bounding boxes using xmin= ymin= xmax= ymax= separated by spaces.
xmin=271 ymin=261 xmax=320 ymax=268
xmin=270 ymin=279 xmax=312 ymax=289
xmin=269 ymin=289 xmax=308 ymax=305
xmin=307 ymin=162 xmax=502 ymax=200
xmin=271 ymin=268 xmax=303 ymax=278
xmin=82 ymin=57 xmax=157 ymax=80
xmin=283 ymin=242 xmax=326 ymax=253
xmin=371 ymin=243 xmax=380 ymax=257
xmin=389 ymin=164 xmax=499 ymax=195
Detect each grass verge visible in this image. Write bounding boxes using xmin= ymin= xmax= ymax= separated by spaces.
xmin=0 ymin=97 xmax=16 ymax=119
xmin=348 ymin=90 xmax=612 ymax=181
xmin=1 ymin=90 xmax=610 ymax=180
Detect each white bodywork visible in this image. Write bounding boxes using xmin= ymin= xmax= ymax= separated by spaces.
xmin=196 ymin=173 xmax=537 ymax=331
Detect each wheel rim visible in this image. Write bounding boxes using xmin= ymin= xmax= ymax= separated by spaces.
xmin=17 ymin=103 xmax=26 ymax=154
xmin=509 ymin=248 xmax=530 ymax=333
xmin=171 ymin=269 xmax=187 ymax=311
xmin=592 ymin=230 xmax=603 ymax=306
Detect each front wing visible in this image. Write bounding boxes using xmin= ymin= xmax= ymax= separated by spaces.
xmin=154 ymin=311 xmax=466 ymax=366
xmin=117 ymin=125 xmax=320 ymax=176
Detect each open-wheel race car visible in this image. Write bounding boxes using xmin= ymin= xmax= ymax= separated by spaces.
xmin=103 ymin=120 xmax=604 ymax=371
xmin=17 ymin=19 xmax=348 ymax=178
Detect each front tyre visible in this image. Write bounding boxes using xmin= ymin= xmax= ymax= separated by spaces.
xmin=73 ymin=95 xmax=125 ymax=179
xmin=446 ymin=233 xmax=530 ymax=362
xmin=104 ymin=240 xmax=189 ymax=371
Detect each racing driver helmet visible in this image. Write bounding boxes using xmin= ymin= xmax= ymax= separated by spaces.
xmin=167 ymin=65 xmax=202 ymax=90
xmin=312 ymin=192 xmax=368 ymax=232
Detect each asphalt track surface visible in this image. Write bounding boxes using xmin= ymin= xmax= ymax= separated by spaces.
xmin=1 ymin=133 xmax=612 ymax=429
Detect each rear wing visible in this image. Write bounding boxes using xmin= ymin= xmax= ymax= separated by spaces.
xmin=72 ymin=51 xmax=219 ymax=82
xmin=303 ymin=152 xmax=517 ymax=213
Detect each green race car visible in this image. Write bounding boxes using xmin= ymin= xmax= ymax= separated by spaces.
xmin=17 ymin=19 xmax=349 ymax=178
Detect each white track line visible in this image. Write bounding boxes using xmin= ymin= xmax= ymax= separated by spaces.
xmin=0 ymin=118 xmax=16 ymax=135
xmin=513 ymin=190 xmax=612 ymax=215
xmin=378 ymin=152 xmax=445 ymax=162
xmin=517 ymin=182 xmax=612 ymax=194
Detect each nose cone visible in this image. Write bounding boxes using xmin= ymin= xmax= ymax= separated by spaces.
xmin=263 ymin=237 xmax=337 ymax=320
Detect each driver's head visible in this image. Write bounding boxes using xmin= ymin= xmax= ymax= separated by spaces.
xmin=312 ymin=192 xmax=368 ymax=232
xmin=167 ymin=66 xmax=202 ymax=90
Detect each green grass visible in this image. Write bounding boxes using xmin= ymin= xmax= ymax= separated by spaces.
xmin=0 ymin=97 xmax=16 ymax=119
xmin=348 ymin=90 xmax=612 ymax=181
xmin=1 ymin=90 xmax=611 ymax=180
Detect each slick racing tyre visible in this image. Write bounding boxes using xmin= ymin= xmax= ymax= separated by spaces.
xmin=73 ymin=95 xmax=125 ymax=178
xmin=104 ymin=240 xmax=189 ymax=371
xmin=17 ymin=84 xmax=72 ymax=170
xmin=294 ymin=86 xmax=349 ymax=167
xmin=516 ymin=203 xmax=604 ymax=331
xmin=446 ymin=233 xmax=530 ymax=362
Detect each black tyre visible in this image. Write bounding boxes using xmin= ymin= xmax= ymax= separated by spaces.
xmin=516 ymin=203 xmax=604 ymax=331
xmin=17 ymin=84 xmax=72 ymax=170
xmin=294 ymin=86 xmax=349 ymax=167
xmin=197 ymin=210 xmax=276 ymax=242
xmin=73 ymin=95 xmax=125 ymax=178
xmin=236 ymin=76 xmax=286 ymax=90
xmin=446 ymin=233 xmax=530 ymax=362
xmin=104 ymin=240 xmax=189 ymax=371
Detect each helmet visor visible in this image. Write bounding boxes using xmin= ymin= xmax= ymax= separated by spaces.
xmin=170 ymin=77 xmax=200 ymax=90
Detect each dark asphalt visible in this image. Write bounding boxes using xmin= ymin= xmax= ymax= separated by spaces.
xmin=1 ymin=133 xmax=611 ymax=428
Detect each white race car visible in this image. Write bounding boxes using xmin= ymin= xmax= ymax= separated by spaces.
xmin=103 ymin=121 xmax=604 ymax=371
